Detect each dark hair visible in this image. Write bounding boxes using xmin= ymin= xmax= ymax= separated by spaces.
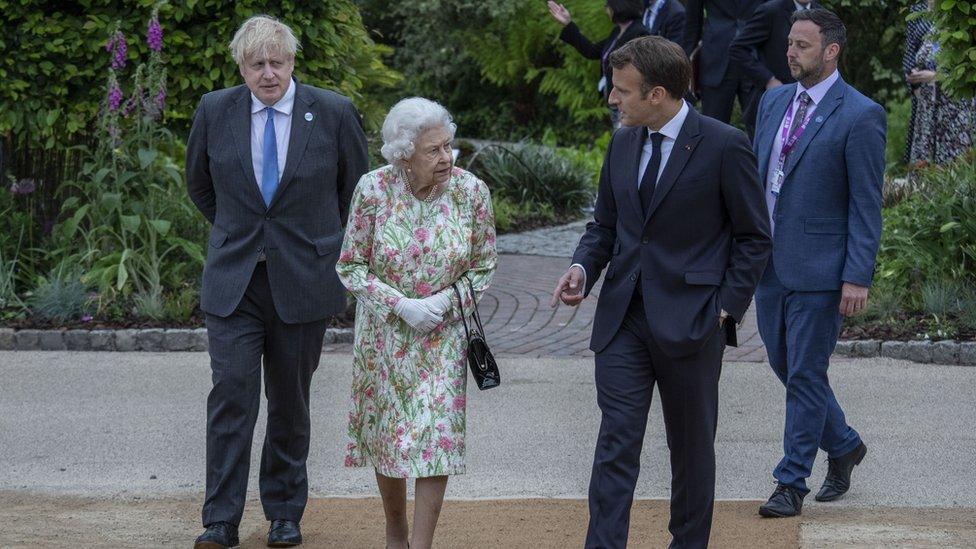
xmin=791 ymin=8 xmax=847 ymax=53
xmin=608 ymin=36 xmax=691 ymax=99
xmin=606 ymin=0 xmax=644 ymax=24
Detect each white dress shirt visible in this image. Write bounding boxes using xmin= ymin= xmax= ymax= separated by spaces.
xmin=764 ymin=69 xmax=840 ymax=233
xmin=638 ymin=100 xmax=689 ymax=187
xmin=250 ymin=78 xmax=295 ymax=195
xmin=643 ymin=0 xmax=664 ymax=31
xmin=572 ymin=100 xmax=690 ymax=288
xmin=793 ymin=1 xmax=812 ymax=10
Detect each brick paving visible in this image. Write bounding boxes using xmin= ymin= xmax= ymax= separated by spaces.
xmin=481 ymin=254 xmax=766 ymax=361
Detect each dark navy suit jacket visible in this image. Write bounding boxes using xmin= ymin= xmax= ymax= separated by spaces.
xmin=573 ymin=107 xmax=772 ymax=357
xmin=753 ymin=77 xmax=886 ymax=291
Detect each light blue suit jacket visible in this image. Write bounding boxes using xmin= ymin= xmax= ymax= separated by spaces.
xmin=753 ymin=76 xmax=886 ymax=291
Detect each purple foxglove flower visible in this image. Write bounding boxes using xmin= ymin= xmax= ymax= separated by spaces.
xmin=108 ymin=29 xmax=127 ymax=70
xmin=147 ymin=17 xmax=163 ymax=52
xmin=108 ymin=83 xmax=124 ymax=111
xmin=154 ymin=86 xmax=166 ymax=111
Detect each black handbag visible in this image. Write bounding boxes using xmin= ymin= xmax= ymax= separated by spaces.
xmin=452 ymin=277 xmax=500 ymax=390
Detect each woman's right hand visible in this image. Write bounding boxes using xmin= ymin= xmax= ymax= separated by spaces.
xmin=394 ymin=298 xmax=443 ymax=333
xmin=906 ymin=69 xmax=937 ymax=85
xmin=547 ymin=1 xmax=572 ymax=26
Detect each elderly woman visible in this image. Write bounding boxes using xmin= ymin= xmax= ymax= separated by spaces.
xmin=336 ymin=97 xmax=497 ymax=549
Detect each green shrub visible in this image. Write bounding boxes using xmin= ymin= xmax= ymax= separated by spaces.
xmin=885 ymin=96 xmax=911 ymax=174
xmin=930 ymin=0 xmax=976 ymax=99
xmin=29 ymin=267 xmax=92 ymax=322
xmin=491 ymin=194 xmax=558 ymax=234
xmin=921 ymin=279 xmax=971 ymax=316
xmin=875 ymin=151 xmax=976 ymax=303
xmin=468 ymin=143 xmax=595 ymax=219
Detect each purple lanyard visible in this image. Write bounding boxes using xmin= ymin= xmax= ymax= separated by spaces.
xmin=777 ymin=96 xmax=812 ymax=163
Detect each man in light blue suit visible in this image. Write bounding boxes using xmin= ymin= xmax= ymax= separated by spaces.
xmin=751 ymin=8 xmax=885 ymax=518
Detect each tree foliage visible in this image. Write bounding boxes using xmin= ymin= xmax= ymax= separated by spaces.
xmin=931 ymin=0 xmax=976 ymax=99
xmin=0 ymin=0 xmax=398 ymax=156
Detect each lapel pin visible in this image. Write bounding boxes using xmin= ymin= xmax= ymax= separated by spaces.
xmin=305 ymin=112 xmax=313 ymax=122
xmin=815 ymin=115 xmax=823 ymax=123
xmin=685 ymin=144 xmax=693 ymax=150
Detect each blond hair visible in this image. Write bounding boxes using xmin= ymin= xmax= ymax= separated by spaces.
xmin=229 ymin=15 xmax=300 ymax=65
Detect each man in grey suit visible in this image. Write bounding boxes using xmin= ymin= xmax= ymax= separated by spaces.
xmin=185 ymin=15 xmax=368 ymax=548
xmin=752 ymin=8 xmax=885 ymax=518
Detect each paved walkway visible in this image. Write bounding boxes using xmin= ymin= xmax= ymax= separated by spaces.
xmin=484 ymin=220 xmax=766 ymax=361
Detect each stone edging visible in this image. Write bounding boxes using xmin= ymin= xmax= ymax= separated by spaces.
xmin=833 ymin=339 xmax=976 ymax=366
xmin=1 ymin=328 xmax=974 ymax=365
xmin=0 ymin=327 xmax=353 ymax=352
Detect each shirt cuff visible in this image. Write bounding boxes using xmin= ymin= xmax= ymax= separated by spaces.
xmin=570 ymin=263 xmax=587 ymax=291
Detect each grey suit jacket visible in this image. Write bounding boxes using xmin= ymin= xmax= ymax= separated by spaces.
xmin=186 ymin=82 xmax=369 ymax=323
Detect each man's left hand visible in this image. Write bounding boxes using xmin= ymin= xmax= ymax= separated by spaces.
xmin=840 ymin=283 xmax=869 ymax=316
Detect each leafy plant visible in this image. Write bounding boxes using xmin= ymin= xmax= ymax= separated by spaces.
xmin=29 ymin=266 xmax=92 ymax=323
xmin=930 ymin=0 xmax=976 ymax=99
xmin=468 ymin=143 xmax=595 ymax=218
xmin=921 ymin=279 xmax=970 ymax=316
xmin=46 ymin=7 xmax=206 ymax=309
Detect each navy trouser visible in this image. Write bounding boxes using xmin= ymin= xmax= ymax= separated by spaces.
xmin=586 ymin=293 xmax=724 ymax=549
xmin=755 ymin=264 xmax=862 ymax=493
xmin=202 ymin=262 xmax=328 ymax=526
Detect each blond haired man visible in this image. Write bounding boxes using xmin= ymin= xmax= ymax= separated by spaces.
xmin=186 ymin=15 xmax=368 ymax=548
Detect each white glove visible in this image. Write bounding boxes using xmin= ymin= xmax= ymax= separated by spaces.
xmin=421 ymin=292 xmax=452 ymax=317
xmin=394 ymin=297 xmax=443 ymax=333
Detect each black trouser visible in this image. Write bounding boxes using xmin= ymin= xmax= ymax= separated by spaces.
xmin=700 ymin=73 xmax=756 ymax=135
xmin=586 ymin=292 xmax=724 ymax=549
xmin=201 ymin=262 xmax=327 ymax=527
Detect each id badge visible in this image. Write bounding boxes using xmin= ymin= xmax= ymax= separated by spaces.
xmin=771 ymin=169 xmax=785 ymax=196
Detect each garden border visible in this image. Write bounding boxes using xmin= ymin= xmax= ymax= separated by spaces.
xmin=0 ymin=328 xmax=352 ymax=353
xmin=1 ymin=328 xmax=975 ymax=365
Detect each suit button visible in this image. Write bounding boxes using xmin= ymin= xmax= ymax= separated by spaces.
xmin=265 ymin=215 xmax=273 ymax=220
xmin=641 ymin=237 xmax=649 ymax=244
xmin=629 ymin=274 xmax=637 ymax=282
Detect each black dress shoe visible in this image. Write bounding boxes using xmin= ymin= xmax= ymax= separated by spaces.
xmin=268 ymin=519 xmax=303 ymax=547
xmin=816 ymin=441 xmax=867 ymax=502
xmin=194 ymin=522 xmax=240 ymax=549
xmin=759 ymin=484 xmax=805 ymax=518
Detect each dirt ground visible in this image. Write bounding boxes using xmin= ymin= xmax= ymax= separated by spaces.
xmin=1 ymin=492 xmax=973 ymax=548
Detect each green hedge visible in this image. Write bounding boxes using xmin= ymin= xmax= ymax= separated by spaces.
xmin=1 ymin=0 xmax=398 ymax=154
xmin=932 ymin=0 xmax=976 ymax=99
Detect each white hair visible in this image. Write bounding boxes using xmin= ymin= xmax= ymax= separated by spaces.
xmin=229 ymin=15 xmax=300 ymax=65
xmin=380 ymin=97 xmax=457 ymax=166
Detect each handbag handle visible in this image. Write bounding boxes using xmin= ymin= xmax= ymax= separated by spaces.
xmin=451 ymin=282 xmax=472 ymax=342
xmin=464 ymin=276 xmax=487 ymax=341
xmin=451 ymin=275 xmax=486 ymax=341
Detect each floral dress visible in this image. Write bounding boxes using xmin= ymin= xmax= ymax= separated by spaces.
xmin=904 ymin=7 xmax=976 ymax=176
xmin=336 ymin=165 xmax=497 ymax=478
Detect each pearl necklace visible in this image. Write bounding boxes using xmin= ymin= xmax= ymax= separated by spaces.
xmin=405 ymin=171 xmax=441 ymax=205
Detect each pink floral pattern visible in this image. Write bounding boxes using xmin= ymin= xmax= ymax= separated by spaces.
xmin=336 ymin=166 xmax=497 ymax=478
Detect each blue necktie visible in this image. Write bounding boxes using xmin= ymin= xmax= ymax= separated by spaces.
xmin=261 ymin=107 xmax=279 ymax=206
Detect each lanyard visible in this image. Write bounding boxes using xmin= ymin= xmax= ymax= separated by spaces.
xmin=771 ymin=95 xmax=813 ymax=195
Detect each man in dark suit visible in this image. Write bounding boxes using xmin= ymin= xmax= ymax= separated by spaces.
xmin=752 ymin=9 xmax=885 ymax=518
xmin=729 ymin=0 xmax=817 ymax=136
xmin=642 ymin=0 xmax=687 ymax=44
xmin=683 ymin=0 xmax=763 ymax=126
xmin=185 ymin=15 xmax=368 ymax=549
xmin=552 ymin=36 xmax=771 ymax=549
